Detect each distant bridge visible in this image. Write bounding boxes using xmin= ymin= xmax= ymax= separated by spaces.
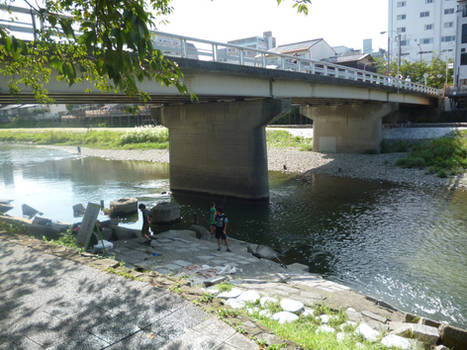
xmin=0 ymin=6 xmax=442 ymax=199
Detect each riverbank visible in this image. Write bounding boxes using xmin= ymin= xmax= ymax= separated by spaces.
xmin=1 ymin=221 xmax=466 ymax=350
xmin=42 ymin=144 xmax=467 ymax=189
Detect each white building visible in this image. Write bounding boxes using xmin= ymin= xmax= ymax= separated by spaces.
xmin=268 ymin=39 xmax=336 ymax=61
xmin=228 ymin=31 xmax=276 ymax=52
xmin=388 ymin=0 xmax=458 ymax=63
xmin=455 ymin=0 xmax=467 ymax=88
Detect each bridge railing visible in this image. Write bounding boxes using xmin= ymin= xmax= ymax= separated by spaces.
xmin=152 ymin=31 xmax=440 ymax=96
xmin=0 ymin=5 xmax=441 ymax=97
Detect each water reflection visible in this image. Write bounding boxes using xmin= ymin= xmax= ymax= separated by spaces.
xmin=0 ymin=144 xmax=466 ymax=328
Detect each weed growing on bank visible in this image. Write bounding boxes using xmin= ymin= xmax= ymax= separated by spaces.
xmin=0 ymin=128 xmax=169 ymax=150
xmin=395 ymin=136 xmax=467 ymax=177
xmin=244 ymin=302 xmax=385 ymax=350
xmin=266 ymin=130 xmax=312 ymax=151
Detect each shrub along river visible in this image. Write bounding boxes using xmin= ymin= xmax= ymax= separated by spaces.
xmin=1 ymin=144 xmax=466 ymax=329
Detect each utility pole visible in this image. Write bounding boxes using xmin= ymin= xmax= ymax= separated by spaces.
xmin=397 ymin=34 xmax=401 ymax=77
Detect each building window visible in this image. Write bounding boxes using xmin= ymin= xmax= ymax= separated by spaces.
xmin=425 ymin=24 xmax=433 ymax=30
xmin=400 ymin=40 xmax=408 ymax=46
xmin=397 ymin=1 xmax=406 ymax=7
xmin=397 ymin=27 xmax=406 ymax=33
xmin=463 ymin=4 xmax=467 ymax=17
xmin=444 ymin=8 xmax=454 ymax=15
xmin=401 ymin=53 xmax=410 ymax=57
xmin=397 ymin=14 xmax=406 ymax=20
xmin=463 ymin=24 xmax=467 ymax=44
xmin=441 ymin=36 xmax=456 ymax=42
xmin=420 ymin=38 xmax=433 ymax=44
xmin=444 ymin=22 xmax=454 ymax=28
xmin=425 ymin=0 xmax=433 ymax=3
xmin=461 ymin=53 xmax=467 ymax=66
xmin=420 ymin=11 xmax=430 ymax=17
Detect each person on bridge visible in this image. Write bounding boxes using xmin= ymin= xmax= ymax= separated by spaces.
xmin=139 ymin=203 xmax=153 ymax=245
xmin=215 ymin=207 xmax=231 ymax=252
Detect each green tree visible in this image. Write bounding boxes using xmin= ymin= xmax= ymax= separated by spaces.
xmin=375 ymin=55 xmax=453 ymax=88
xmin=0 ymin=0 xmax=311 ymax=103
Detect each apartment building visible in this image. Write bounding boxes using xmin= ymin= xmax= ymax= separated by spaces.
xmin=228 ymin=31 xmax=276 ymax=52
xmin=454 ymin=0 xmax=467 ymax=87
xmin=388 ymin=0 xmax=458 ymax=63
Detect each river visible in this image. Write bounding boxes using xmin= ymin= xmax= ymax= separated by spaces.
xmin=1 ymin=144 xmax=466 ymax=328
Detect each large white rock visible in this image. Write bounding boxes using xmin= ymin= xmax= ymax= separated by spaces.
xmin=316 ymin=325 xmax=335 ymax=334
xmin=319 ymin=314 xmax=330 ymax=324
xmin=246 ymin=307 xmax=259 ymax=315
xmin=355 ymin=323 xmax=381 ymax=342
xmin=225 ymin=298 xmax=245 ymax=309
xmin=237 ymin=290 xmax=261 ymax=303
xmin=346 ymin=307 xmax=362 ymax=322
xmin=280 ymin=298 xmax=304 ymax=314
xmin=259 ymin=310 xmax=272 ymax=318
xmin=381 ymin=334 xmax=412 ymax=350
xmin=217 ymin=288 xmax=243 ymax=299
xmin=260 ymin=296 xmax=278 ymax=307
xmin=272 ymin=311 xmax=299 ymax=324
xmin=336 ymin=332 xmax=346 ymax=342
xmin=302 ymin=308 xmax=314 ymax=317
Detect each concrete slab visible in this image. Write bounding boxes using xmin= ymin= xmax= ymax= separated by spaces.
xmin=160 ymin=329 xmax=221 ymax=350
xmin=106 ymin=330 xmax=167 ymax=349
xmin=192 ymin=318 xmax=236 ymax=343
xmin=225 ymin=333 xmax=258 ymax=349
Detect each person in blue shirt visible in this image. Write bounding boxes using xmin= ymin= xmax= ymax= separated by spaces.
xmin=215 ymin=207 xmax=231 ymax=252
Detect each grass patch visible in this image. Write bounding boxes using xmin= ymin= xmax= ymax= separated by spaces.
xmin=266 ymin=130 xmax=312 ymax=151
xmin=236 ymin=300 xmax=391 ymax=350
xmin=380 ymin=140 xmax=413 ymax=153
xmin=215 ymin=282 xmax=233 ymax=293
xmin=44 ymin=229 xmax=79 ymax=249
xmin=395 ymin=136 xmax=467 ymax=177
xmin=0 ymin=128 xmax=169 ymax=150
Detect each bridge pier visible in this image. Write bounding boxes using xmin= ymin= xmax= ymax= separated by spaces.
xmin=302 ymin=103 xmax=395 ymax=153
xmin=161 ymin=99 xmax=290 ymax=200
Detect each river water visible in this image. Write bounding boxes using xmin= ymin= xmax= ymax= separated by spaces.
xmin=1 ymin=144 xmax=466 ymax=328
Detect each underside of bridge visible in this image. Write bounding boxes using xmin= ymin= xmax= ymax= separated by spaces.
xmin=160 ymin=98 xmax=289 ymax=200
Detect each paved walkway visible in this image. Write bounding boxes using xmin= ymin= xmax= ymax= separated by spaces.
xmin=0 ymin=239 xmax=258 ymax=350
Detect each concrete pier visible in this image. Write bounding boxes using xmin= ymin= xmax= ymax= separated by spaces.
xmin=161 ymin=99 xmax=290 ymax=199
xmin=302 ymin=103 xmax=394 ymax=153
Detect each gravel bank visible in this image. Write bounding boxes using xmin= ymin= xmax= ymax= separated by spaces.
xmin=268 ymin=147 xmax=466 ymax=188
xmin=45 ymin=145 xmax=466 ymax=189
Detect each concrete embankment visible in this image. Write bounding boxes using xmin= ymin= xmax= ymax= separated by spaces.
xmin=1 ymin=219 xmax=466 ymax=350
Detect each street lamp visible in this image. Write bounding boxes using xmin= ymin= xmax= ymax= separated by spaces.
xmin=380 ymin=31 xmax=402 ymax=77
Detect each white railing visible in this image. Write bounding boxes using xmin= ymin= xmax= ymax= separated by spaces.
xmin=152 ymin=31 xmax=441 ymax=96
xmin=0 ymin=5 xmax=442 ymax=97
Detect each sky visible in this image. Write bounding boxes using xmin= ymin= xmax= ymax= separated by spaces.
xmin=161 ymin=0 xmax=389 ymax=51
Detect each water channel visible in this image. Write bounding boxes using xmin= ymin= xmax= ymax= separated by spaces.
xmin=1 ymin=144 xmax=466 ymax=329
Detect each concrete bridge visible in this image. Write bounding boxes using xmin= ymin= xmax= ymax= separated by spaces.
xmin=0 ymin=10 xmax=442 ymax=199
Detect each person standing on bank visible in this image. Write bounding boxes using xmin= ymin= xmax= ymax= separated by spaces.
xmin=209 ymin=202 xmax=216 ymax=238
xmin=215 ymin=208 xmax=231 ymax=252
xmin=139 ymin=203 xmax=153 ymax=245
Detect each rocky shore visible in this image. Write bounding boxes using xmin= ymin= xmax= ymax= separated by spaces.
xmin=45 ymin=144 xmax=467 ymax=189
